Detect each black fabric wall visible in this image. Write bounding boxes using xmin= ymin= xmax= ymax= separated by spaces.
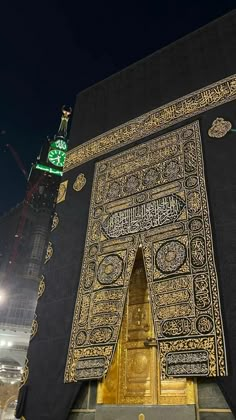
xmin=20 ymin=10 xmax=236 ymax=420
xmin=70 ymin=10 xmax=236 ymax=148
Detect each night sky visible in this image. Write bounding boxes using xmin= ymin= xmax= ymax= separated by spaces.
xmin=1 ymin=0 xmax=235 ymax=214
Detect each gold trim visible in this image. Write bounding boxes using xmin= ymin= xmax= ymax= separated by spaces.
xmin=64 ymin=74 xmax=236 ymax=172
xmin=198 ymin=408 xmax=231 ymax=413
xmin=70 ymin=409 xmax=96 ymax=413
xmin=194 ymin=380 xmax=200 ymax=420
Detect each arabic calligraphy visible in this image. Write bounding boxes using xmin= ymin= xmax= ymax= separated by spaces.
xmin=65 ymin=121 xmax=227 ymax=382
xmin=166 ymin=350 xmax=209 ymax=376
xmin=64 ymin=74 xmax=236 ymax=172
xmin=102 ymin=194 xmax=185 ymax=238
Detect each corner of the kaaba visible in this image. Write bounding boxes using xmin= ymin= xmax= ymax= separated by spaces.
xmin=19 ymin=9 xmax=236 ymax=420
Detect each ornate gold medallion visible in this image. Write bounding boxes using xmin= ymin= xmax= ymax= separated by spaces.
xmin=73 ymin=173 xmax=86 ymax=191
xmin=208 ymin=117 xmax=232 ymax=138
xmin=57 ymin=180 xmax=68 ymax=203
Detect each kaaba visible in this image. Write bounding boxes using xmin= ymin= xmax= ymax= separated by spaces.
xmin=18 ymin=9 xmax=236 ymax=420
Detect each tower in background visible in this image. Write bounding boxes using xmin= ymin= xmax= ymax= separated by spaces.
xmin=0 ymin=109 xmax=71 ymax=417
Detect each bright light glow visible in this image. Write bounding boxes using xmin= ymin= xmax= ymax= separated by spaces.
xmin=0 ymin=340 xmax=6 ymax=346
xmin=0 ymin=289 xmax=6 ymax=303
xmin=50 ymin=139 xmax=68 ymax=151
xmin=35 ymin=163 xmax=63 ymax=176
xmin=7 ymin=341 xmax=13 ymax=347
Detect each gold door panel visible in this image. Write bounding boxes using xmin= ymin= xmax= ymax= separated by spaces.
xmin=97 ymin=248 xmax=195 ymax=406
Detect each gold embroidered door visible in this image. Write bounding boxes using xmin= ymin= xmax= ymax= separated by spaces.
xmin=97 ymin=248 xmax=195 ymax=405
xmin=65 ymin=122 xmax=227 ymax=384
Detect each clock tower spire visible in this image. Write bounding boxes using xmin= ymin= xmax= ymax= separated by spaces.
xmin=57 ymin=105 xmax=72 ymax=138
xmin=35 ymin=106 xmax=72 ymax=176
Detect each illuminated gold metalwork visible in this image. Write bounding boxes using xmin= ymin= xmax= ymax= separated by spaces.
xmin=73 ymin=173 xmax=86 ymax=191
xmin=208 ymin=117 xmax=232 ymax=138
xmin=65 ymin=121 xmax=227 ymax=382
xmin=30 ymin=314 xmax=38 ymax=341
xmin=119 ymin=252 xmax=157 ymax=404
xmin=97 ymin=251 xmax=195 ymax=405
xmin=58 ymin=105 xmax=72 ymax=137
xmin=44 ymin=241 xmax=53 ymax=264
xmin=19 ymin=358 xmax=29 ymax=389
xmin=57 ymin=180 xmax=68 ymax=203
xmin=38 ymin=275 xmax=45 ymax=298
xmin=64 ymin=74 xmax=236 ymax=172
xmin=51 ymin=212 xmax=59 ymax=231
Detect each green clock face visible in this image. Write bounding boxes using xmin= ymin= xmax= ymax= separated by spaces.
xmin=51 ymin=139 xmax=68 ymax=151
xmin=48 ymin=149 xmax=66 ymax=167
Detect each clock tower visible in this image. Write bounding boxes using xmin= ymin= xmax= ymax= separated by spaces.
xmin=35 ymin=106 xmax=71 ymax=177
xmin=25 ymin=107 xmax=72 ymax=284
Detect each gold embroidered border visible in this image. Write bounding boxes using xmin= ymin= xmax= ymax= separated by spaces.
xmin=64 ymin=74 xmax=236 ymax=172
